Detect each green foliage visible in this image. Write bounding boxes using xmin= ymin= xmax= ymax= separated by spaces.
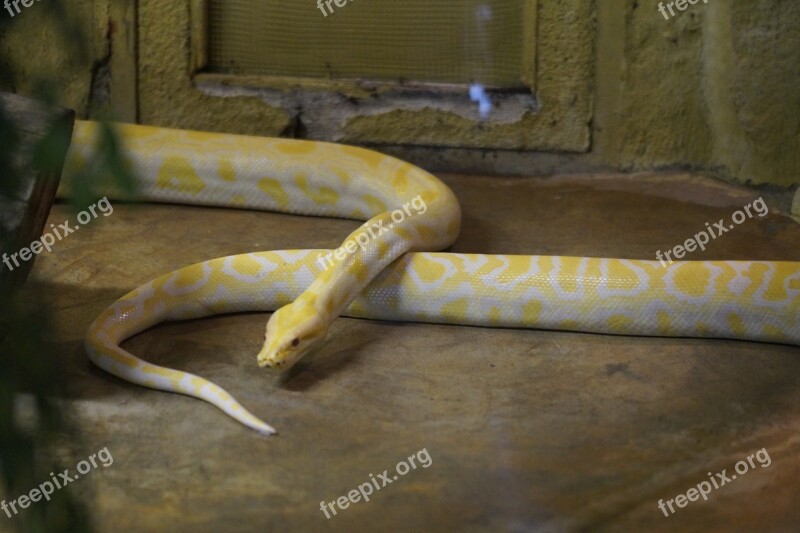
xmin=0 ymin=291 xmax=93 ymax=533
xmin=1 ymin=3 xmax=137 ymax=531
xmin=66 ymin=121 xmax=138 ymax=214
xmin=0 ymin=104 xmax=21 ymax=196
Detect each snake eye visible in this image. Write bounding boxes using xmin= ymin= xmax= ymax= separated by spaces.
xmin=291 ymin=338 xmax=300 ymax=347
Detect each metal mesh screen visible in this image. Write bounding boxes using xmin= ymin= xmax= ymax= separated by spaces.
xmin=207 ymin=0 xmax=524 ymax=86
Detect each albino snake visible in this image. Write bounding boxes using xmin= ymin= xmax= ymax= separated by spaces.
xmin=64 ymin=120 xmax=800 ymax=435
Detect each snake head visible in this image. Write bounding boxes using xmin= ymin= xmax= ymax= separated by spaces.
xmin=257 ymin=299 xmax=329 ymax=371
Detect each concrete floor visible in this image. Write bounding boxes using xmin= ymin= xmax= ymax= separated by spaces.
xmin=19 ymin=171 xmax=800 ymax=531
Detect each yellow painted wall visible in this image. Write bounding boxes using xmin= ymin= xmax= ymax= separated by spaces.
xmin=1 ymin=1 xmax=797 ymax=187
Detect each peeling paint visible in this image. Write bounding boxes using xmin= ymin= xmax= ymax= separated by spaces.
xmin=196 ymin=79 xmax=538 ymax=141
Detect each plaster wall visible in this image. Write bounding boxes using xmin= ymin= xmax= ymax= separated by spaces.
xmin=1 ymin=0 xmax=797 ymax=187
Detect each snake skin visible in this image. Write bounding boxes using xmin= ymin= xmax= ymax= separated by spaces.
xmin=65 ymin=121 xmax=800 ymax=435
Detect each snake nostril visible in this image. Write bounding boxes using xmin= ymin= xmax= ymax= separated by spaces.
xmin=291 ymin=338 xmax=299 ymax=347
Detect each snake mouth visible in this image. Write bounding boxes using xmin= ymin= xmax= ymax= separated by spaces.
xmin=256 ymin=354 xmax=280 ymax=369
xmin=256 ymin=345 xmax=296 ymax=371
xmin=258 ymin=360 xmax=285 ymax=370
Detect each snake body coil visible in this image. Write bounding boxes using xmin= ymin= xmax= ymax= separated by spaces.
xmin=66 ymin=121 xmax=800 ymax=435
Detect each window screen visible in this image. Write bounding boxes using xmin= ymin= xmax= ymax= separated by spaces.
xmin=207 ymin=0 xmax=526 ymax=87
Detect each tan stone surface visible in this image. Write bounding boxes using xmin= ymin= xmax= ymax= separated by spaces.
xmin=17 ymin=171 xmax=800 ymax=531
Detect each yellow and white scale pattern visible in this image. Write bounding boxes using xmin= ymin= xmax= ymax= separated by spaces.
xmin=65 ymin=121 xmax=800 ymax=435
